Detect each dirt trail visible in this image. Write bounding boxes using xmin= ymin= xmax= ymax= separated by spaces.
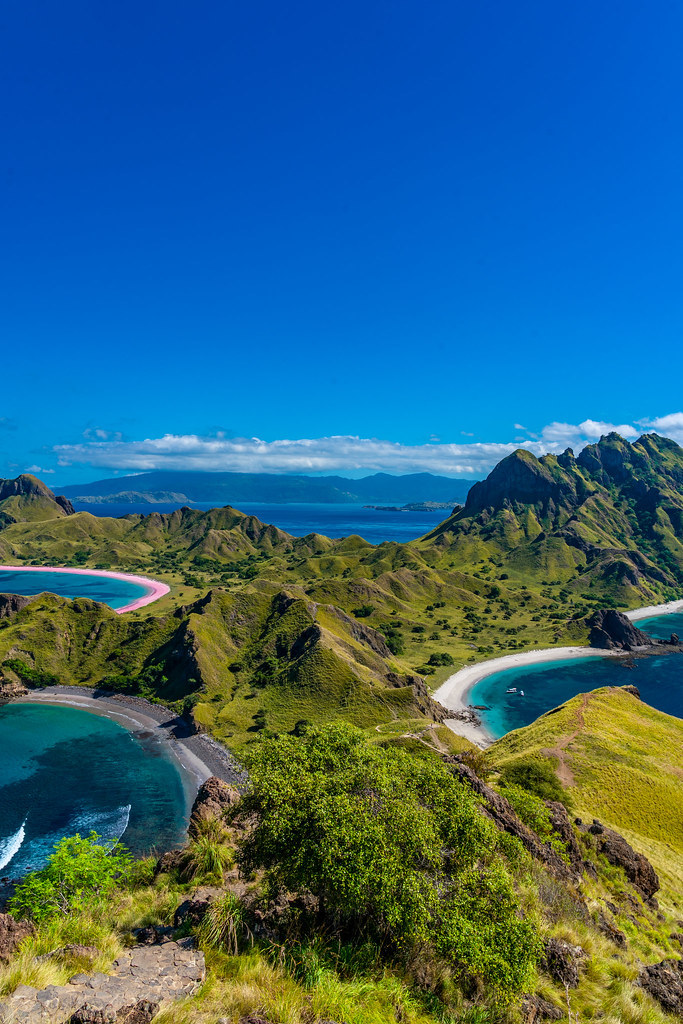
xmin=543 ymin=692 xmax=590 ymax=787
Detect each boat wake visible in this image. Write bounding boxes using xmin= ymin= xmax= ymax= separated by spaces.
xmin=0 ymin=820 xmax=26 ymax=872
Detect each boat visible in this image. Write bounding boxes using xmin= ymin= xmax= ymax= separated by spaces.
xmin=505 ymin=687 xmax=517 ymax=693
xmin=520 ymin=690 xmax=525 ymax=696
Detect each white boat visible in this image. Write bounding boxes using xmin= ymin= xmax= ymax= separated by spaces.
xmin=520 ymin=690 xmax=525 ymax=696
xmin=506 ymin=687 xmax=517 ymax=693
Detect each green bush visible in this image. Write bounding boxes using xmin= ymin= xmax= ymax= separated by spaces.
xmin=239 ymin=724 xmax=540 ymax=1001
xmin=499 ymin=758 xmax=566 ymax=804
xmin=501 ymin=784 xmax=567 ymax=860
xmin=9 ymin=833 xmax=132 ymax=923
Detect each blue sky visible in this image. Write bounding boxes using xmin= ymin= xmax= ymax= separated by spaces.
xmin=2 ymin=0 xmax=683 ymax=483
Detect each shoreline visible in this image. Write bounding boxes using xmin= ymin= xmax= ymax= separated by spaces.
xmin=435 ymin=595 xmax=683 ymax=748
xmin=11 ymin=687 xmax=247 ymax=806
xmin=0 ymin=565 xmax=170 ymax=613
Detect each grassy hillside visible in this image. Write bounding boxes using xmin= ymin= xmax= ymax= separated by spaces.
xmin=490 ymin=687 xmax=683 ymax=903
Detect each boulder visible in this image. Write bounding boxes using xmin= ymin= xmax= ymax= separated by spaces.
xmin=0 ymin=911 xmax=34 ymax=961
xmin=597 ymin=912 xmax=627 ymax=948
xmin=520 ymin=994 xmax=564 ymax=1022
xmin=189 ymin=776 xmax=240 ymax=835
xmin=173 ymin=886 xmax=223 ymax=928
xmin=70 ymin=1001 xmax=159 ymax=1024
xmin=540 ymin=938 xmax=587 ymax=988
xmin=587 ymin=609 xmax=653 ymax=650
xmin=588 ymin=821 xmax=659 ymax=897
xmin=545 ymin=801 xmax=583 ymax=868
xmin=152 ymin=849 xmax=185 ymax=877
xmin=639 ymin=958 xmax=683 ymax=1015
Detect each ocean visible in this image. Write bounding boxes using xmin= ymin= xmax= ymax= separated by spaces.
xmin=72 ymin=501 xmax=449 ymax=544
xmin=469 ymin=611 xmax=683 ymax=739
xmin=0 ymin=703 xmax=188 ymax=879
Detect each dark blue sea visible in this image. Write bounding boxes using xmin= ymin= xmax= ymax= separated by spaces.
xmin=72 ymin=501 xmax=449 ymax=544
xmin=470 ymin=611 xmax=683 ymax=739
xmin=0 ymin=704 xmax=188 ymax=879
xmin=0 ymin=570 xmax=148 ymax=609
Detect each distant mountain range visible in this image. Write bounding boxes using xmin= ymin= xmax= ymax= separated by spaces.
xmin=59 ymin=471 xmax=475 ymax=505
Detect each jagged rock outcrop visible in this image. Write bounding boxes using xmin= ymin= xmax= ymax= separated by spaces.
xmin=189 ymin=776 xmax=240 ymax=836
xmin=544 ymin=801 xmax=584 ymax=869
xmin=173 ymin=887 xmax=223 ymax=929
xmin=587 ymin=609 xmax=653 ymax=650
xmin=638 ymin=958 xmax=683 ymax=1014
xmin=540 ymin=938 xmax=587 ymax=988
xmin=585 ymin=820 xmax=659 ymax=897
xmin=0 ymin=474 xmax=75 ymax=520
xmin=0 ymin=593 xmax=34 ymax=619
xmin=464 ymin=450 xmax=564 ymax=514
xmin=446 ymin=761 xmax=580 ymax=883
xmin=0 ymin=912 xmax=34 ymax=961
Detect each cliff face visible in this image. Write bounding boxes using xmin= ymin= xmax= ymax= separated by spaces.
xmin=0 ymin=474 xmax=75 ymax=525
xmin=425 ymin=432 xmax=683 ymax=604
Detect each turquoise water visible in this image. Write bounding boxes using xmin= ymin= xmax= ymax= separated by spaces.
xmin=0 ymin=704 xmax=189 ymax=878
xmin=0 ymin=570 xmax=148 ymax=610
xmin=469 ymin=612 xmax=683 ymax=740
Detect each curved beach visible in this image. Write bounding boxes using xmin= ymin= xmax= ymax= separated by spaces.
xmin=435 ymin=595 xmax=683 ymax=747
xmin=0 ymin=565 xmax=170 ymax=613
xmin=12 ymin=686 xmax=246 ymax=795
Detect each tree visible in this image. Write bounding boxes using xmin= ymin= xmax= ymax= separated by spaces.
xmin=239 ymin=724 xmax=540 ymax=1001
xmin=10 ymin=833 xmax=132 ymax=922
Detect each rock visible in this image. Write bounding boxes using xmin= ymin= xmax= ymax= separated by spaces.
xmin=0 ymin=593 xmax=35 ymax=619
xmin=520 ymin=994 xmax=564 ymax=1022
xmin=153 ymin=849 xmax=185 ymax=877
xmin=639 ymin=958 xmax=683 ymax=1014
xmin=189 ymin=776 xmax=240 ymax=835
xmin=0 ymin=941 xmax=204 ymax=1024
xmin=0 ymin=676 xmax=28 ymax=702
xmin=545 ymin=801 xmax=583 ymax=868
xmin=247 ymin=888 xmax=320 ymax=942
xmin=446 ymin=761 xmax=580 ymax=884
xmin=621 ymin=684 xmax=641 ymax=698
xmin=587 ymin=609 xmax=653 ymax=650
xmin=597 ymin=912 xmax=627 ymax=948
xmin=540 ymin=938 xmax=587 ymax=988
xmin=173 ymin=886 xmax=223 ymax=928
xmin=0 ymin=911 xmax=34 ymax=961
xmin=588 ymin=821 xmax=659 ymax=897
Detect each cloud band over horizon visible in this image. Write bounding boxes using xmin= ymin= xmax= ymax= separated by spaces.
xmin=48 ymin=413 xmax=683 ymax=479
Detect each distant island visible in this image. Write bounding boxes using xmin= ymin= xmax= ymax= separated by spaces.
xmin=363 ymin=501 xmax=462 ymax=513
xmin=59 ymin=470 xmax=474 ymax=506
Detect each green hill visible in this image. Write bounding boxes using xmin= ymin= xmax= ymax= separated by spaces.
xmin=490 ymin=686 xmax=683 ymax=902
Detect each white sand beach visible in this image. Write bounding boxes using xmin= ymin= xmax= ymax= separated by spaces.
xmin=435 ymin=593 xmax=683 ymax=747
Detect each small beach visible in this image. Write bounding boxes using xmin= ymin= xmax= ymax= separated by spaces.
xmin=12 ymin=686 xmax=246 ymax=793
xmin=435 ymin=595 xmax=683 ymax=747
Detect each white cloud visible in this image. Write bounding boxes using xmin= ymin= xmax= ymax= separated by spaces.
xmin=639 ymin=413 xmax=683 ymax=445
xmin=25 ymin=464 xmax=55 ymax=475
xmin=51 ymin=414 xmax=683 ymax=479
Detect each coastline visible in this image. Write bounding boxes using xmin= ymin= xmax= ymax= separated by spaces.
xmin=435 ymin=594 xmax=683 ymax=748
xmin=0 ymin=565 xmax=170 ymax=613
xmin=626 ymin=598 xmax=683 ymax=622
xmin=11 ymin=687 xmax=247 ymax=804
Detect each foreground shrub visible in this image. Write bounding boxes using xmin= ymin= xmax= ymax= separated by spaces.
xmin=10 ymin=833 xmax=132 ymax=923
xmin=239 ymin=723 xmax=540 ymax=1001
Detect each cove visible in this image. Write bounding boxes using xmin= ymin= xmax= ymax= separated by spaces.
xmin=0 ymin=566 xmax=169 ymax=612
xmin=0 ymin=703 xmax=189 ymax=878
xmin=469 ymin=611 xmax=683 ymax=740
